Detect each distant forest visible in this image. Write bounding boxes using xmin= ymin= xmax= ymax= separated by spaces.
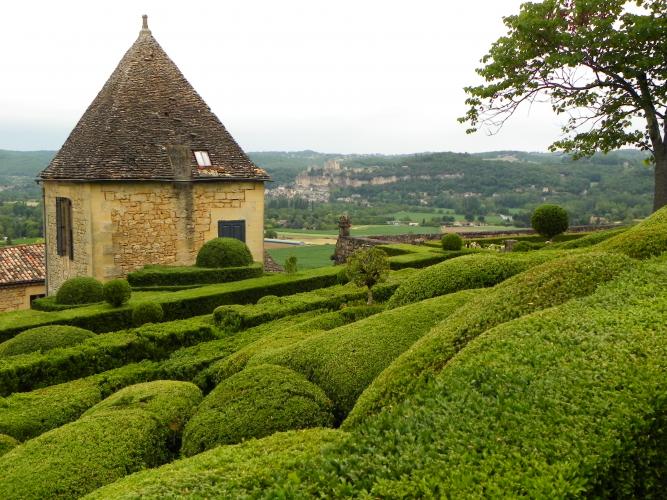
xmin=0 ymin=148 xmax=653 ymax=238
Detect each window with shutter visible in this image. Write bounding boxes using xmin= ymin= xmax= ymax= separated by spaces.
xmin=55 ymin=197 xmax=74 ymax=260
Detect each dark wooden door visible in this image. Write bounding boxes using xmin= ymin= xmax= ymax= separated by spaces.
xmin=218 ymin=220 xmax=246 ymax=242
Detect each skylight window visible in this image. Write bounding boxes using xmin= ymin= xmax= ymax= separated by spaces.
xmin=194 ymin=150 xmax=212 ymax=167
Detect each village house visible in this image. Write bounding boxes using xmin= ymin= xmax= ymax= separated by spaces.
xmin=39 ymin=16 xmax=269 ymax=295
xmin=0 ymin=244 xmax=46 ymax=312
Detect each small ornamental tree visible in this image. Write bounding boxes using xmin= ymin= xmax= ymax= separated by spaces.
xmin=531 ymin=205 xmax=569 ymax=240
xmin=284 ymin=256 xmax=298 ymax=275
xmin=346 ymin=247 xmax=390 ymax=305
xmin=441 ymin=233 xmax=463 ymax=251
xmin=102 ymin=279 xmax=132 ymax=307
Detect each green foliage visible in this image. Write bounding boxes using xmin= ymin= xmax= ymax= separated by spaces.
xmin=0 ymin=317 xmax=214 ymax=396
xmin=249 ymin=291 xmax=477 ymax=423
xmin=0 ymin=361 xmax=160 ymax=441
xmin=346 ymin=247 xmax=390 ymax=304
xmin=597 ymin=206 xmax=667 ymax=259
xmin=132 ymin=302 xmax=164 ymax=326
xmin=85 ymin=429 xmax=345 ymax=499
xmin=0 ymin=434 xmax=18 ymax=457
xmin=182 ymin=364 xmax=333 ymax=456
xmin=0 ymin=325 xmax=94 ymax=357
xmin=387 ymin=252 xmax=558 ymax=307
xmin=127 ymin=263 xmax=263 ymax=287
xmin=102 ymin=279 xmax=131 ymax=307
xmin=441 ymin=233 xmax=463 ymax=251
xmin=554 ymin=227 xmax=628 ymax=249
xmin=284 ymin=255 xmax=298 ymax=274
xmin=0 ymin=381 xmax=201 ymax=499
xmin=196 ymin=237 xmax=253 ymax=268
xmin=346 ymin=252 xmax=634 ymax=428
xmin=55 ymin=277 xmax=104 ymax=305
xmin=31 ymin=296 xmax=85 ymax=312
xmin=531 ymin=204 xmax=569 ymax=240
xmin=512 ymin=240 xmax=544 ymax=252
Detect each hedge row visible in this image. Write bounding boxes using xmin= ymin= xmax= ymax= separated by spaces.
xmin=0 ymin=435 xmax=18 ymax=457
xmin=249 ymin=290 xmax=479 ymax=423
xmin=127 ymin=263 xmax=263 ymax=287
xmin=0 ymin=266 xmax=342 ymax=342
xmin=596 ymin=205 xmax=667 ymax=259
xmin=31 ymin=296 xmax=99 ymax=312
xmin=86 ymin=429 xmax=346 ymax=499
xmin=387 ymin=251 xmax=560 ymax=307
xmin=0 ymin=325 xmax=95 ymax=357
xmin=552 ymin=226 xmax=628 ymax=249
xmin=0 ymin=361 xmax=161 ymax=441
xmin=0 ymin=317 xmax=215 ymax=396
xmin=0 ymin=381 xmax=202 ymax=499
xmin=182 ymin=364 xmax=334 ymax=456
xmin=203 ymin=306 xmax=382 ymax=390
xmin=345 ymin=252 xmax=634 ymax=428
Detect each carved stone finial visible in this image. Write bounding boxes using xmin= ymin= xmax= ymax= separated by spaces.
xmin=141 ymin=15 xmax=150 ymax=33
xmin=338 ymin=215 xmax=351 ymax=237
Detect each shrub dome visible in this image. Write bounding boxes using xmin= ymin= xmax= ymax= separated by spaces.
xmin=132 ymin=302 xmax=164 ymax=326
xmin=531 ymin=204 xmax=569 ymax=240
xmin=0 ymin=434 xmax=18 ymax=457
xmin=0 ymin=325 xmax=95 ymax=357
xmin=181 ymin=364 xmax=334 ymax=456
xmin=55 ymin=277 xmax=104 ymax=305
xmin=103 ymin=279 xmax=132 ymax=307
xmin=441 ymin=233 xmax=463 ymax=251
xmin=196 ymin=238 xmax=253 ymax=268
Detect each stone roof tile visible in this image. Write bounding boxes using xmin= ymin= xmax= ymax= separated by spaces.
xmin=0 ymin=244 xmax=45 ymax=286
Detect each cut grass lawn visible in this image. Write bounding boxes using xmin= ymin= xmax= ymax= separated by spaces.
xmin=267 ymin=244 xmax=335 ymax=269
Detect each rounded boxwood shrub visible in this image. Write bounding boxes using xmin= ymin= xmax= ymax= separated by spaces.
xmin=55 ymin=276 xmax=104 ymax=305
xmin=132 ymin=302 xmax=164 ymax=326
xmin=103 ymin=279 xmax=132 ymax=307
xmin=531 ymin=204 xmax=569 ymax=240
xmin=196 ymin=237 xmax=253 ymax=268
xmin=0 ymin=325 xmax=95 ymax=357
xmin=181 ymin=364 xmax=334 ymax=456
xmin=441 ymin=233 xmax=463 ymax=251
xmin=0 ymin=434 xmax=18 ymax=457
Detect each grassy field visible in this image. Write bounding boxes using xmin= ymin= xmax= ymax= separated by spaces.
xmin=1 ymin=238 xmax=44 ymax=247
xmin=267 ymin=245 xmax=335 ymax=270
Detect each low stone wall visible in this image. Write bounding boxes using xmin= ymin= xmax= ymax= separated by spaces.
xmin=0 ymin=282 xmax=46 ymax=312
xmin=333 ymin=236 xmax=393 ymax=265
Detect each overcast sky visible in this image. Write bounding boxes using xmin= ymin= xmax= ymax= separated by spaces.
xmin=0 ymin=0 xmax=563 ymax=154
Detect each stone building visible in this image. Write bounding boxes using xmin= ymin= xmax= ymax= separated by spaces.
xmin=0 ymin=244 xmax=46 ymax=312
xmin=39 ymin=16 xmax=269 ymax=294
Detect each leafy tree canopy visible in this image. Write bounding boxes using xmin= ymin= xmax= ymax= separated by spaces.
xmin=460 ymin=0 xmax=667 ymax=210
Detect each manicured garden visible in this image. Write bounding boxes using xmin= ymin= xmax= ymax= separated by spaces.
xmin=1 ymin=208 xmax=666 ymax=498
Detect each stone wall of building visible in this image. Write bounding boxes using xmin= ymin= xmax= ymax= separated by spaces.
xmin=43 ymin=180 xmax=264 ymax=294
xmin=0 ymin=283 xmax=46 ymax=312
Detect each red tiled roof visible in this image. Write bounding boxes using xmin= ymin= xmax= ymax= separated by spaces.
xmin=0 ymin=244 xmax=46 ymax=286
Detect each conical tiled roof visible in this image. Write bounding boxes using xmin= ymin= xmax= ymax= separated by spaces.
xmin=41 ymin=16 xmax=269 ymax=182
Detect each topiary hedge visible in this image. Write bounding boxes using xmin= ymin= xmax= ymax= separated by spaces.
xmin=182 ymin=364 xmax=334 ymax=456
xmin=441 ymin=233 xmax=463 ymax=251
xmin=553 ymin=226 xmax=628 ymax=249
xmin=132 ymin=302 xmax=164 ymax=326
xmin=55 ymin=276 xmax=104 ymax=305
xmin=102 ymin=279 xmax=131 ymax=307
xmin=127 ymin=263 xmax=263 ymax=287
xmin=0 ymin=381 xmax=202 ymax=499
xmin=0 ymin=325 xmax=95 ymax=357
xmin=249 ymin=290 xmax=478 ymax=422
xmin=531 ymin=204 xmax=569 ymax=239
xmin=196 ymin=237 xmax=253 ymax=268
xmin=387 ymin=252 xmax=558 ymax=308
xmin=0 ymin=434 xmax=18 ymax=457
xmin=0 ymin=361 xmax=161 ymax=442
xmin=596 ymin=211 xmax=667 ymax=259
xmin=345 ymin=252 xmax=634 ymax=428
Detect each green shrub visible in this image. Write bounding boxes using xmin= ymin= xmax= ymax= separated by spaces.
xmin=284 ymin=255 xmax=298 ymax=274
xmin=55 ymin=277 xmax=104 ymax=305
xmin=596 ymin=208 xmax=667 ymax=258
xmin=346 ymin=247 xmax=390 ymax=305
xmin=196 ymin=237 xmax=253 ymax=268
xmin=336 ymin=266 xmax=350 ymax=284
xmin=0 ymin=434 xmax=18 ymax=457
xmin=102 ymin=279 xmax=131 ymax=307
xmin=387 ymin=252 xmax=558 ymax=307
xmin=0 ymin=361 xmax=161 ymax=441
xmin=554 ymin=227 xmax=628 ymax=249
xmin=0 ymin=325 xmax=94 ymax=357
xmin=249 ymin=290 xmax=478 ymax=422
xmin=182 ymin=364 xmax=333 ymax=456
xmin=132 ymin=302 xmax=164 ymax=326
xmin=0 ymin=381 xmax=202 ymax=499
xmin=345 ymin=252 xmax=634 ymax=428
xmin=531 ymin=204 xmax=569 ymax=239
xmin=441 ymin=233 xmax=463 ymax=251
xmin=31 ymin=296 xmax=85 ymax=311
xmin=85 ymin=429 xmax=345 ymax=499
xmin=0 ymin=317 xmax=214 ymax=396
xmin=256 ymin=294 xmax=281 ymax=305
xmin=127 ymin=263 xmax=263 ymax=287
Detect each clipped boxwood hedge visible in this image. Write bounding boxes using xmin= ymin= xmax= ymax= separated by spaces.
xmin=0 ymin=381 xmax=202 ymax=499
xmin=55 ymin=277 xmax=104 ymax=305
xmin=0 ymin=325 xmax=95 ymax=357
xmin=127 ymin=263 xmax=263 ymax=287
xmin=31 ymin=296 xmax=100 ymax=312
xmin=0 ymin=361 xmax=161 ymax=441
xmin=182 ymin=364 xmax=334 ymax=456
xmin=249 ymin=290 xmax=478 ymax=422
xmin=0 ymin=317 xmax=214 ymax=396
xmin=553 ymin=226 xmax=628 ymax=249
xmin=0 ymin=434 xmax=18 ymax=457
xmin=596 ymin=206 xmax=667 ymax=259
xmin=345 ymin=252 xmax=634 ymax=428
xmin=387 ymin=251 xmax=559 ymax=307
xmin=196 ymin=237 xmax=253 ymax=268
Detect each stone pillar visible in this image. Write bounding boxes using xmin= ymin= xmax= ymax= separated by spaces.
xmin=503 ymin=239 xmax=518 ymax=252
xmin=338 ymin=215 xmax=351 ymax=237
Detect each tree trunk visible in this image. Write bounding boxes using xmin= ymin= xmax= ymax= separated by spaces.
xmin=654 ymin=151 xmax=667 ymax=212
xmin=367 ymin=287 xmax=374 ymax=305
